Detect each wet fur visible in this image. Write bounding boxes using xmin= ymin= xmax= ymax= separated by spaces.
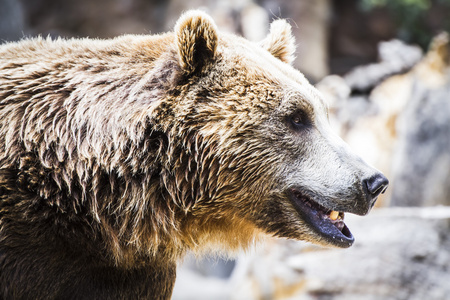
xmin=0 ymin=12 xmax=289 ymax=299
xmin=0 ymin=10 xmax=382 ymax=299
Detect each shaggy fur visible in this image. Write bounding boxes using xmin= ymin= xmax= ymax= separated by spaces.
xmin=0 ymin=10 xmax=387 ymax=299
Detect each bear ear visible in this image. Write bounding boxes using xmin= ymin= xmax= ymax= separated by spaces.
xmin=174 ymin=10 xmax=218 ymax=75
xmin=261 ymin=19 xmax=296 ymax=64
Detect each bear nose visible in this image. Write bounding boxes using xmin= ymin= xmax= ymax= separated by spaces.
xmin=363 ymin=173 xmax=389 ymax=203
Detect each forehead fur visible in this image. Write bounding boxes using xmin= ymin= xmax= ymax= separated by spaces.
xmin=216 ymin=33 xmax=326 ymax=115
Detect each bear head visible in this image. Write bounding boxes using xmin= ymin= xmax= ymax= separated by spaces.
xmin=151 ymin=10 xmax=389 ymax=250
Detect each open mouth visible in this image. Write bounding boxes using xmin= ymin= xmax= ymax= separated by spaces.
xmin=288 ymin=189 xmax=354 ymax=248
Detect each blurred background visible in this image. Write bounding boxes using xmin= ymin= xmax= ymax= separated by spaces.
xmin=1 ymin=0 xmax=450 ymax=299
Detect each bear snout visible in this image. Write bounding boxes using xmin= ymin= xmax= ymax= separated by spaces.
xmin=361 ymin=173 xmax=389 ymax=212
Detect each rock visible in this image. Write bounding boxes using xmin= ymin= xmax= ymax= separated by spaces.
xmin=390 ymin=77 xmax=450 ymax=206
xmin=384 ymin=32 xmax=450 ymax=207
xmin=172 ymin=267 xmax=230 ymax=300
xmin=344 ymin=39 xmax=422 ymax=92
xmin=316 ymin=75 xmax=371 ymax=137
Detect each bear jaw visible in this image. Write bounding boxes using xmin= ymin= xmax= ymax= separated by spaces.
xmin=288 ymin=189 xmax=354 ymax=248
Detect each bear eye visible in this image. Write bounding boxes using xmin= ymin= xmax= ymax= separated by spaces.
xmin=292 ymin=116 xmax=302 ymax=125
xmin=288 ymin=111 xmax=309 ymax=130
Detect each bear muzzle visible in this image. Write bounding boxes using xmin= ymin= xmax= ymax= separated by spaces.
xmin=287 ymin=172 xmax=388 ymax=248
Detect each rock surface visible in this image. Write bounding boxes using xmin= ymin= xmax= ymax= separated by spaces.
xmin=344 ymin=39 xmax=423 ymax=92
xmin=390 ymin=79 xmax=450 ymax=206
xmin=389 ymin=33 xmax=450 ymax=207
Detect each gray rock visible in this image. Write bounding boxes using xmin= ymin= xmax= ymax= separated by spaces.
xmin=390 ymin=77 xmax=450 ymax=206
xmin=344 ymin=40 xmax=423 ymax=92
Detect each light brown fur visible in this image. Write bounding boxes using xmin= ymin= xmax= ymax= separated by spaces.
xmin=0 ymin=10 xmax=387 ymax=299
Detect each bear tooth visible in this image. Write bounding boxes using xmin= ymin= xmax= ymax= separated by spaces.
xmin=329 ymin=211 xmax=339 ymax=220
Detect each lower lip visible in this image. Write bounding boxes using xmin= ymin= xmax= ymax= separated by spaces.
xmin=288 ymin=190 xmax=354 ymax=248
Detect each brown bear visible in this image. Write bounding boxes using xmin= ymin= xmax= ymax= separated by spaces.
xmin=0 ymin=10 xmax=388 ymax=300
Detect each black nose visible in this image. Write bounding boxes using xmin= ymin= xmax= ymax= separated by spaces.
xmin=363 ymin=173 xmax=389 ymax=205
xmin=363 ymin=173 xmax=389 ymax=208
